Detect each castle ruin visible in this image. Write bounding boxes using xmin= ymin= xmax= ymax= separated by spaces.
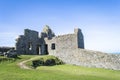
xmin=15 ymin=25 xmax=120 ymax=70
xmin=16 ymin=25 xmax=84 ymax=55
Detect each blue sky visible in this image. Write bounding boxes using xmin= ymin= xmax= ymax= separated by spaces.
xmin=0 ymin=0 xmax=120 ymax=53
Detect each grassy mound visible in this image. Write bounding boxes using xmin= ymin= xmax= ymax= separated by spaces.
xmin=32 ymin=55 xmax=63 ymax=68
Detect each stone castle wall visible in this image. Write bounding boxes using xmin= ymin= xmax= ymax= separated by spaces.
xmin=16 ymin=29 xmax=40 ymax=55
xmin=44 ymin=28 xmax=84 ymax=55
xmin=53 ymin=48 xmax=120 ymax=70
xmin=56 ymin=34 xmax=77 ymax=49
xmin=44 ymin=37 xmax=56 ymax=55
xmin=45 ymin=33 xmax=78 ymax=55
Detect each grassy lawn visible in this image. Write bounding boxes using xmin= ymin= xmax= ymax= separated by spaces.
xmin=0 ymin=55 xmax=120 ymax=80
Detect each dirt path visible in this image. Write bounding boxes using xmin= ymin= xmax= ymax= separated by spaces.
xmin=18 ymin=59 xmax=31 ymax=69
xmin=18 ymin=56 xmax=40 ymax=69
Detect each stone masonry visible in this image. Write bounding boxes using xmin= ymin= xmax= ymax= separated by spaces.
xmin=54 ymin=48 xmax=120 ymax=70
xmin=16 ymin=25 xmax=84 ymax=55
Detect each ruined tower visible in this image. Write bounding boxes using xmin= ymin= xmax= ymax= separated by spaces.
xmin=74 ymin=28 xmax=84 ymax=49
xmin=16 ymin=29 xmax=39 ymax=55
xmin=41 ymin=25 xmax=55 ymax=39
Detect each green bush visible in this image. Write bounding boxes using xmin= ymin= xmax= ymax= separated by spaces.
xmin=32 ymin=56 xmax=63 ymax=68
xmin=32 ymin=58 xmax=44 ymax=67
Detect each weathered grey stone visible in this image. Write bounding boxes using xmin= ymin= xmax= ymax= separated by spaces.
xmin=15 ymin=26 xmax=84 ymax=55
xmin=54 ymin=49 xmax=120 ymax=70
xmin=16 ymin=29 xmax=40 ymax=55
xmin=41 ymin=25 xmax=55 ymax=39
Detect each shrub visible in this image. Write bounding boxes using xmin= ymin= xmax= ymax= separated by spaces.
xmin=32 ymin=56 xmax=63 ymax=68
xmin=44 ymin=58 xmax=56 ymax=66
xmin=32 ymin=58 xmax=44 ymax=67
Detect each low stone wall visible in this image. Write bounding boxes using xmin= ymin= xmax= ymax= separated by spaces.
xmin=53 ymin=49 xmax=120 ymax=70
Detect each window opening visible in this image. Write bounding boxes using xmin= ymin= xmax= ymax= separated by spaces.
xmin=51 ymin=43 xmax=55 ymax=50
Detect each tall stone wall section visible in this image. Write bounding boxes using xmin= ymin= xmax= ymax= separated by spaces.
xmin=48 ymin=33 xmax=78 ymax=55
xmin=75 ymin=28 xmax=84 ymax=48
xmin=16 ymin=29 xmax=39 ymax=55
xmin=44 ymin=37 xmax=56 ymax=55
xmin=53 ymin=48 xmax=120 ymax=70
xmin=56 ymin=34 xmax=77 ymax=49
xmin=24 ymin=29 xmax=39 ymax=54
xmin=16 ymin=35 xmax=26 ymax=54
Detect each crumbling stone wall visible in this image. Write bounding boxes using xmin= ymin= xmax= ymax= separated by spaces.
xmin=75 ymin=28 xmax=84 ymax=48
xmin=45 ymin=28 xmax=84 ymax=55
xmin=47 ymin=28 xmax=84 ymax=56
xmin=44 ymin=37 xmax=56 ymax=55
xmin=16 ymin=29 xmax=40 ymax=55
xmin=41 ymin=25 xmax=55 ymax=39
xmin=52 ymin=34 xmax=77 ymax=56
xmin=53 ymin=48 xmax=120 ymax=70
xmin=16 ymin=25 xmax=84 ymax=55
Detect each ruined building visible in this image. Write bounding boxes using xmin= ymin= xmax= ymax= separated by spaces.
xmin=16 ymin=25 xmax=84 ymax=55
xmin=15 ymin=25 xmax=120 ymax=70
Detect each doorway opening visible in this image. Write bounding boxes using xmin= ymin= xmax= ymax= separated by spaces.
xmin=45 ymin=44 xmax=48 ymax=55
xmin=36 ymin=45 xmax=41 ymax=55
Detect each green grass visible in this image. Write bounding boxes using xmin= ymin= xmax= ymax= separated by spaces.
xmin=0 ymin=56 xmax=16 ymax=63
xmin=0 ymin=55 xmax=120 ymax=80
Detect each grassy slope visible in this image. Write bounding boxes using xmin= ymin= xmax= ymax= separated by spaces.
xmin=0 ymin=55 xmax=120 ymax=80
